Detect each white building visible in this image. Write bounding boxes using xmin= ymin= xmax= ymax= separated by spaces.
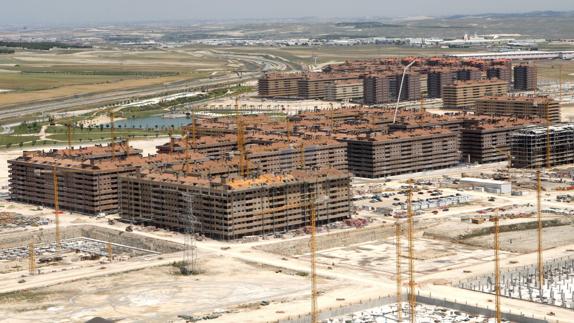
xmin=460 ymin=178 xmax=512 ymax=194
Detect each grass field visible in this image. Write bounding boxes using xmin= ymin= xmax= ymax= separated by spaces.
xmin=225 ymin=46 xmax=475 ymax=66
xmin=0 ymin=135 xmax=39 ymax=147
xmin=0 ymin=48 xmax=231 ymax=107
xmin=536 ymin=60 xmax=574 ymax=82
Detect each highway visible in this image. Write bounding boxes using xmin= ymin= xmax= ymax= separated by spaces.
xmin=0 ymin=50 xmax=290 ymax=122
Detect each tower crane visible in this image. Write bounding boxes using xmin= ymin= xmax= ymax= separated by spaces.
xmin=395 ymin=221 xmax=403 ymax=321
xmin=406 ymin=180 xmax=416 ymax=323
xmin=252 ymin=190 xmax=328 ymax=323
xmin=494 ymin=214 xmax=502 ymax=323
xmin=536 ymin=169 xmax=544 ymax=288
xmin=109 ymin=110 xmax=117 ymax=161
xmin=28 ymin=240 xmax=36 ymax=275
xmin=235 ymin=96 xmax=248 ymax=177
xmin=65 ymin=118 xmax=74 ymax=148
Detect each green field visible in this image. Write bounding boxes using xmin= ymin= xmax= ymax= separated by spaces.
xmin=0 ymin=135 xmax=40 ymax=147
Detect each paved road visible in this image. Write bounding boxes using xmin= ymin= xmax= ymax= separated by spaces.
xmin=0 ymin=50 xmax=290 ymax=122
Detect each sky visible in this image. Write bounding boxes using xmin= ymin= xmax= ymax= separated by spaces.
xmin=3 ymin=0 xmax=574 ymax=25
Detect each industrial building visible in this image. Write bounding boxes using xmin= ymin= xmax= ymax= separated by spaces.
xmin=514 ymin=64 xmax=538 ymax=91
xmin=442 ymin=80 xmax=509 ymax=110
xmin=475 ymin=95 xmax=560 ymax=124
xmin=511 ymin=124 xmax=574 ymax=168
xmin=119 ymin=168 xmax=352 ymax=239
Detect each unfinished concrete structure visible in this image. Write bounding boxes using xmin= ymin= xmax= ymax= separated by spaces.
xmin=514 ymin=64 xmax=538 ymax=91
xmin=340 ymin=128 xmax=460 ymax=178
xmin=511 ymin=124 xmax=574 ymax=168
xmin=247 ymin=138 xmax=348 ymax=173
xmin=427 ymin=68 xmax=455 ymax=98
xmin=460 ymin=117 xmax=545 ymax=163
xmin=7 ymin=144 xmax=209 ymax=215
xmin=298 ymin=73 xmax=361 ymax=100
xmin=476 ymin=95 xmax=560 ymax=124
xmin=119 ymin=168 xmax=352 ymax=239
xmin=258 ymin=72 xmax=303 ymax=98
xmin=442 ymin=80 xmax=509 ymax=110
xmin=363 ymin=72 xmax=421 ymax=105
xmin=325 ymin=79 xmax=364 ymax=101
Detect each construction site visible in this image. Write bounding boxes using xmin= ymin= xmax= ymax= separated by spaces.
xmin=1 ymin=53 xmax=574 ymax=323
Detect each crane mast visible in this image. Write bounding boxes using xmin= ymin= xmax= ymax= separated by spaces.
xmin=395 ymin=221 xmax=403 ymax=321
xmin=407 ymin=181 xmax=416 ymax=323
xmin=536 ymin=169 xmax=544 ymax=288
xmin=310 ymin=201 xmax=319 ymax=323
xmin=494 ymin=215 xmax=502 ymax=323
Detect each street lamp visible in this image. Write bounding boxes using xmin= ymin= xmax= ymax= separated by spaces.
xmin=393 ymin=60 xmax=417 ymax=124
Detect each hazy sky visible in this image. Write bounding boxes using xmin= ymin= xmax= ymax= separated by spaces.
xmin=3 ymin=0 xmax=574 ymax=25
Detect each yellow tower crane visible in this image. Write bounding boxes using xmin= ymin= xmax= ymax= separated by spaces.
xmin=235 ymin=96 xmax=248 ymax=177
xmin=559 ymin=64 xmax=563 ymax=102
xmin=536 ymin=169 xmax=544 ymax=288
xmin=309 ymin=200 xmax=319 ymax=323
xmin=395 ymin=221 xmax=403 ymax=321
xmin=28 ymin=240 xmax=36 ymax=275
xmin=494 ymin=214 xmax=502 ymax=323
xmin=252 ymin=193 xmax=327 ymax=323
xmin=191 ymin=105 xmax=198 ymax=147
xmin=545 ymin=102 xmax=552 ymax=169
xmin=406 ymin=180 xmax=416 ymax=323
xmin=65 ymin=118 xmax=74 ymax=148
xmin=420 ymin=96 xmax=425 ymax=112
xmin=109 ymin=111 xmax=117 ymax=161
xmin=286 ymin=116 xmax=291 ymax=142
xmin=107 ymin=241 xmax=113 ymax=262
xmin=52 ymin=165 xmax=62 ymax=256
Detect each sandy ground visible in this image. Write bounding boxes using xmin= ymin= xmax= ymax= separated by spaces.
xmin=304 ymin=237 xmax=515 ymax=278
xmin=0 ymin=255 xmax=344 ymax=323
xmin=465 ymin=225 xmax=574 ymax=253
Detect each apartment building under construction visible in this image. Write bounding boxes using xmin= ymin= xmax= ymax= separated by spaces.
xmin=119 ymin=168 xmax=352 ymax=239
xmin=511 ymin=124 xmax=574 ymax=168
xmin=460 ymin=117 xmax=545 ymax=163
xmin=7 ymin=144 xmax=209 ymax=215
xmin=247 ymin=138 xmax=348 ymax=173
xmin=363 ymin=72 xmax=421 ymax=105
xmin=475 ymin=95 xmax=560 ymax=124
xmin=514 ymin=64 xmax=538 ymax=91
xmin=442 ymin=80 xmax=509 ymax=110
xmin=258 ymin=72 xmax=303 ymax=97
xmin=340 ymin=128 xmax=460 ymax=178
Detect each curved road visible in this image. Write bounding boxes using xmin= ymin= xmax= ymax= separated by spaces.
xmin=0 ymin=50 xmax=291 ymax=122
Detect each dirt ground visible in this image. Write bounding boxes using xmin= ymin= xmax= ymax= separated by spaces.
xmin=465 ymin=225 xmax=574 ymax=253
xmin=0 ymin=255 xmax=342 ymax=323
xmin=304 ymin=237 xmax=514 ymax=278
